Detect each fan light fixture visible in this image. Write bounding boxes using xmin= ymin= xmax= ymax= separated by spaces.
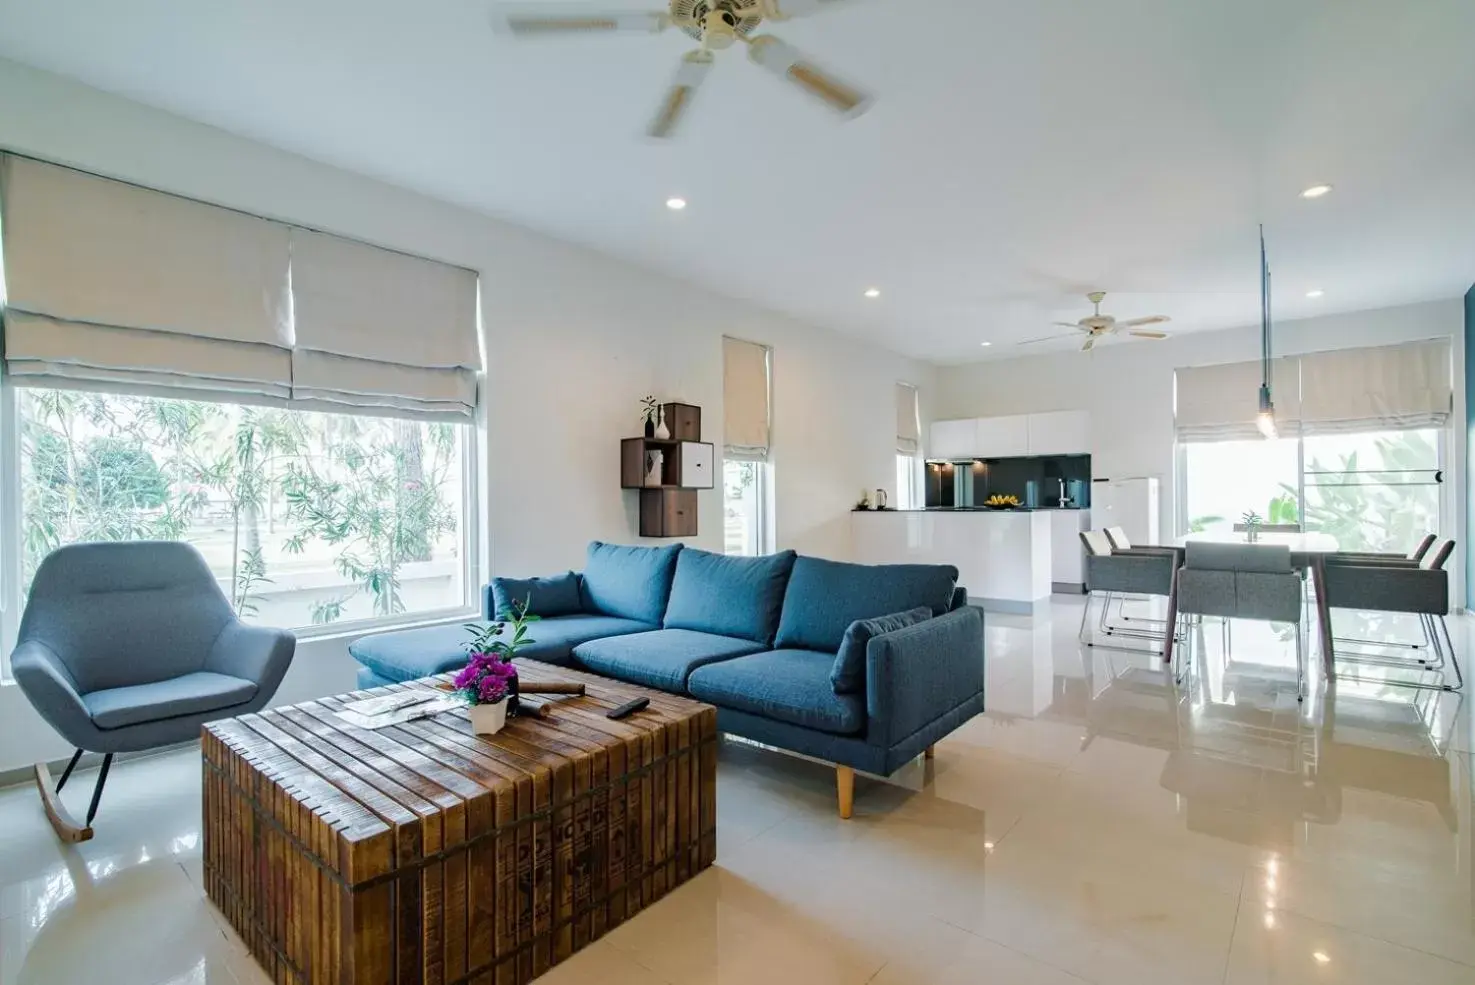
xmin=1300 ymin=184 xmax=1333 ymax=199
xmin=666 ymin=196 xmax=688 ymax=210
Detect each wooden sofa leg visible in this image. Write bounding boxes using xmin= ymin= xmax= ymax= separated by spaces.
xmin=924 ymin=745 xmax=937 ymax=760
xmin=34 ymin=761 xmax=94 ymax=843
xmin=836 ymin=765 xmax=854 ymax=819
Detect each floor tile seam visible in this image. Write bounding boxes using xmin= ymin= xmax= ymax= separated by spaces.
xmin=951 ymin=918 xmax=1098 ymax=984
xmin=1218 ymin=868 xmax=1245 ymax=985
xmin=1236 ymin=890 xmax=1475 ymax=970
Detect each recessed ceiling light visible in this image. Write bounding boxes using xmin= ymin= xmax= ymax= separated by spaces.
xmin=1312 ymin=952 xmax=1330 ymax=965
xmin=1306 ymin=289 xmax=1324 ymax=299
xmin=864 ymin=288 xmax=881 ymax=299
xmin=980 ymin=341 xmax=993 ymax=347
xmin=665 ymin=197 xmax=687 ymax=210
xmin=1300 ymin=184 xmax=1333 ymax=199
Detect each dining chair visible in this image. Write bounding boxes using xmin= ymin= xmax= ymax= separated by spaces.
xmin=1321 ymin=539 xmax=1462 ymax=692
xmin=1173 ymin=542 xmax=1306 ymax=699
xmin=1327 ymin=534 xmax=1441 ymax=652
xmin=1078 ymin=530 xmax=1179 ymax=655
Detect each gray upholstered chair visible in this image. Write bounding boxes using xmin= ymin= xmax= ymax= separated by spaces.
xmin=11 ymin=542 xmax=296 ymax=841
xmin=1078 ymin=530 xmax=1179 ymax=655
xmin=1327 ymin=534 xmax=1441 ymax=651
xmin=1322 ymin=538 xmax=1462 ymax=692
xmin=1174 ymin=542 xmax=1305 ymax=698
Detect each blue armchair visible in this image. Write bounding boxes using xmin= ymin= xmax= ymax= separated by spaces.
xmin=11 ymin=542 xmax=295 ymax=841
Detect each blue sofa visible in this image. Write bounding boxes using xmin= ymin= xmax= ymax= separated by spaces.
xmin=350 ymin=541 xmax=985 ymax=816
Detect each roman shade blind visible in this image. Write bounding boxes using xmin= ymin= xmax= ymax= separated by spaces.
xmin=288 ymin=229 xmax=481 ymax=421
xmin=0 ymin=155 xmax=293 ymax=402
xmin=896 ymin=382 xmax=920 ymax=454
xmin=723 ymin=336 xmax=771 ymax=459
xmin=1174 ymin=357 xmax=1301 ymax=441
xmin=0 ymin=155 xmax=483 ymax=421
xmin=1298 ymin=339 xmax=1451 ymax=433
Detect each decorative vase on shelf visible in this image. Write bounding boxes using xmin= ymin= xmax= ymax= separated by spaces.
xmin=469 ymin=699 xmax=509 ymax=736
xmin=644 ymin=415 xmax=655 ymax=438
xmin=646 ymin=449 xmax=665 ymax=487
xmin=653 ymin=406 xmax=671 ymax=440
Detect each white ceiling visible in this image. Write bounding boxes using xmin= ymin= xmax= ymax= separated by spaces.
xmin=1 ymin=0 xmax=1473 ymax=364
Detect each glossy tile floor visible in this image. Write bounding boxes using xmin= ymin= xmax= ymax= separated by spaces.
xmin=2 ymin=595 xmax=1472 ymax=984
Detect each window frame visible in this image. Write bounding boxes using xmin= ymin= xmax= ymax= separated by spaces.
xmin=0 ymin=377 xmax=484 ymax=672
xmin=722 ymin=457 xmax=774 ymax=557
xmin=1176 ymin=426 xmax=1447 ymax=544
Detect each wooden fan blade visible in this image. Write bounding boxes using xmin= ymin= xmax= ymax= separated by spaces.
xmin=1052 ymin=321 xmax=1083 ymax=329
xmin=747 ymin=35 xmax=873 ymax=116
xmin=1120 ymin=315 xmax=1170 ymax=328
xmin=1016 ymin=333 xmax=1080 ymax=346
xmin=491 ymin=6 xmax=675 ymax=35
xmin=648 ymin=51 xmax=714 ymax=138
xmin=1129 ymin=330 xmax=1170 ymax=339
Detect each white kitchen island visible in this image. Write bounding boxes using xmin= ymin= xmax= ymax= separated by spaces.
xmin=851 ymin=509 xmax=1059 ymax=614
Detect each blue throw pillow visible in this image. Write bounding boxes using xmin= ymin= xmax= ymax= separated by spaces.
xmin=663 ymin=548 xmax=798 ymax=643
xmin=831 ymin=607 xmax=933 ymax=693
xmin=578 ymin=541 xmax=684 ymax=625
xmin=490 ymin=572 xmax=583 ymax=620
xmin=773 ymin=557 xmax=959 ymax=654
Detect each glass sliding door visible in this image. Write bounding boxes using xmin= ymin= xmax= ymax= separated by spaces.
xmin=1301 ymin=429 xmax=1441 ymax=553
xmin=1182 ymin=438 xmax=1301 ymax=533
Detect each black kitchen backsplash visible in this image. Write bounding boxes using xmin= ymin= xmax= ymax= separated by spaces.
xmin=925 ymin=455 xmax=1091 ymax=508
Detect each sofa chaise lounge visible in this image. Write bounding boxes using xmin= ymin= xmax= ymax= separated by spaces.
xmin=350 ymin=541 xmax=985 ymax=816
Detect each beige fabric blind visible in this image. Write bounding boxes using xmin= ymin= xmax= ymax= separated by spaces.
xmin=289 ymin=229 xmax=481 ymax=421
xmin=723 ymin=336 xmax=771 ymax=459
xmin=1299 ymin=339 xmax=1451 ymax=433
xmin=1174 ymin=357 xmax=1301 ymax=442
xmin=0 ymin=155 xmax=293 ymax=401
xmin=896 ymin=382 xmax=920 ymax=454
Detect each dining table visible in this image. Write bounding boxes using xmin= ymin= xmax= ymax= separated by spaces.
xmin=1161 ymin=530 xmax=1341 ymax=677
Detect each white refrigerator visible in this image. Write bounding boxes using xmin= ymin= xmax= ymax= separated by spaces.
xmin=1090 ymin=477 xmax=1160 ymax=547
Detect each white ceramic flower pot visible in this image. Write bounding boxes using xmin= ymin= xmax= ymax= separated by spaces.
xmin=469 ymin=699 xmax=509 ymax=736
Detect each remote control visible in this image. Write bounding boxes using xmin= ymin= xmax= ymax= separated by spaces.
xmin=606 ymin=697 xmax=650 ymax=720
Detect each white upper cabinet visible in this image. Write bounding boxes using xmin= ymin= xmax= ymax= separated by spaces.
xmin=973 ymin=414 xmax=1030 ymax=457
xmin=929 ymin=418 xmax=979 ymax=459
xmin=1025 ymin=410 xmax=1091 ymax=456
xmin=931 ymin=411 xmax=1090 ymax=459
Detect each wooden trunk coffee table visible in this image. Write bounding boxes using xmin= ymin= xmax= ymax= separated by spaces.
xmin=202 ymin=660 xmax=718 ymax=985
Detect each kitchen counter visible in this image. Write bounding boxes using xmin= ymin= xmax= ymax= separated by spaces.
xmin=851 ymin=509 xmax=1057 ymax=613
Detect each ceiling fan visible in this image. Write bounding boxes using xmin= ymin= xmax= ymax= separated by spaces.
xmin=489 ymin=1 xmax=873 ymax=138
xmin=1017 ymin=292 xmax=1171 ymax=352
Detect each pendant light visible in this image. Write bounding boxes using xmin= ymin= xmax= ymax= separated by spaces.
xmin=1256 ymin=224 xmax=1277 ymax=439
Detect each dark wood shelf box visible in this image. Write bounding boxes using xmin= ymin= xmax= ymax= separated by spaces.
xmin=640 ymin=488 xmax=697 ymax=537
xmin=622 ymin=438 xmax=715 ymax=490
xmin=661 ymin=402 xmax=702 ymax=441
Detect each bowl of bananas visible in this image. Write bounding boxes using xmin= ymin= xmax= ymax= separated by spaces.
xmin=983 ymin=494 xmax=1022 ymax=510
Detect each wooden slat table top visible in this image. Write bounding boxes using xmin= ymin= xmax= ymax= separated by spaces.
xmin=203 ymin=659 xmax=716 ymax=889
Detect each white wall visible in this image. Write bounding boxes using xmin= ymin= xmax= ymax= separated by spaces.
xmin=0 ymin=59 xmax=932 ymax=772
xmin=935 ymin=299 xmax=1467 ymax=592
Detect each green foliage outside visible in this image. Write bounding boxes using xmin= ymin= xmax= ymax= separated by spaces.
xmin=20 ymin=389 xmax=460 ymax=623
xmin=1187 ymin=430 xmax=1439 ymax=553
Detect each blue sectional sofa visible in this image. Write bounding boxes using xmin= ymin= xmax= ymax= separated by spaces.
xmin=350 ymin=541 xmax=985 ymax=816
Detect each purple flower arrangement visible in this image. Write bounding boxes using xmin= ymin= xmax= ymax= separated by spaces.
xmin=453 ymin=653 xmax=518 ymax=706
xmin=458 ymin=596 xmax=539 ymax=709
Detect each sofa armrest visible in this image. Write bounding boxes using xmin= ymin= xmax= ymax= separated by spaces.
xmin=206 ymin=622 xmax=296 ymax=700
xmin=11 ymin=639 xmax=97 ymax=746
xmin=865 ymin=606 xmax=984 ymax=749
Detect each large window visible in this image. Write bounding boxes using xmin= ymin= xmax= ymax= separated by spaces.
xmin=1181 ymin=428 xmax=1443 ymax=551
xmin=723 ymin=460 xmax=770 ymax=557
xmin=16 ymin=389 xmax=471 ymax=630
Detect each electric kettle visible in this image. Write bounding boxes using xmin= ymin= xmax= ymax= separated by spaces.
xmin=875 ymin=488 xmax=888 ymax=509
